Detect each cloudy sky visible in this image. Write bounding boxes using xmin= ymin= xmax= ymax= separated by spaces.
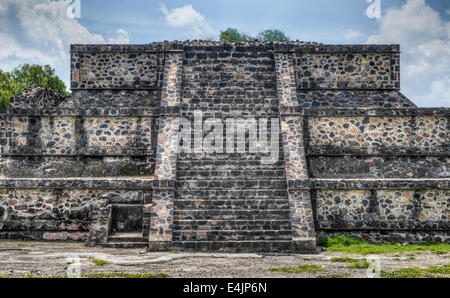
xmin=0 ymin=0 xmax=448 ymax=107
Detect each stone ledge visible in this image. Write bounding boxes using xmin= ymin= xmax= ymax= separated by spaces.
xmin=4 ymin=147 xmax=156 ymax=157
xmin=306 ymin=146 xmax=449 ymax=156
xmin=71 ymin=86 xmax=163 ymax=91
xmin=0 ymin=220 xmax=92 ymax=231
xmin=0 ymin=177 xmax=155 ymax=189
xmin=0 ymin=231 xmax=89 ymax=241
xmin=311 ymin=178 xmax=450 ymax=190
xmin=278 ymin=107 xmax=450 ymax=116
xmin=70 ymin=42 xmax=399 ymax=54
xmin=70 ymin=44 xmax=164 ymax=53
xmin=4 ymin=108 xmax=159 ymax=116
xmin=293 ymin=44 xmax=400 ymax=53
xmin=316 ymin=222 xmax=450 ymax=230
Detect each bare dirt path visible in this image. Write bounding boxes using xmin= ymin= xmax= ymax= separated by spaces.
xmin=0 ymin=241 xmax=448 ymax=278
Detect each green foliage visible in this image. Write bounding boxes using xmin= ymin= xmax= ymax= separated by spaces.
xmin=0 ymin=64 xmax=69 ymax=108
xmin=346 ymin=260 xmax=371 ymax=269
xmin=269 ymin=265 xmax=326 ymax=274
xmin=381 ymin=264 xmax=450 ymax=278
xmin=330 ymin=257 xmax=359 ymax=263
xmin=330 ymin=256 xmax=370 ymax=269
xmin=319 ymin=234 xmax=366 ymax=247
xmin=319 ymin=234 xmax=450 ymax=255
xmin=219 ymin=28 xmax=252 ymax=41
xmin=219 ymin=28 xmax=290 ymax=42
xmin=91 ymin=258 xmax=109 ymax=267
xmin=257 ymin=29 xmax=290 ymax=41
xmin=0 ymin=70 xmax=26 ymax=108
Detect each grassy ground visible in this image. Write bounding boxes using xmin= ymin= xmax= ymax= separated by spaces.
xmin=0 ymin=240 xmax=447 ymax=278
xmin=320 ymin=234 xmax=449 ymax=278
xmin=380 ymin=263 xmax=450 ymax=278
xmin=319 ymin=234 xmax=450 ymax=255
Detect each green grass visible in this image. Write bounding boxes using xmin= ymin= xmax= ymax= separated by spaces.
xmin=346 ymin=260 xmax=371 ymax=269
xmin=319 ymin=234 xmax=450 ymax=255
xmin=316 ymin=274 xmax=350 ymax=278
xmin=425 ymin=263 xmax=450 ymax=275
xmin=381 ymin=264 xmax=450 ymax=278
xmin=269 ymin=265 xmax=326 ymax=274
xmin=330 ymin=257 xmax=359 ymax=263
xmin=329 ymin=256 xmax=371 ymax=269
xmin=91 ymin=259 xmax=109 ymax=267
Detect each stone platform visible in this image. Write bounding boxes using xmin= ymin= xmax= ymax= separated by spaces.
xmin=0 ymin=41 xmax=448 ymax=252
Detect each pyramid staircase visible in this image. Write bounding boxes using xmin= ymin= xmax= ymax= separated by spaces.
xmin=171 ymin=49 xmax=294 ymax=252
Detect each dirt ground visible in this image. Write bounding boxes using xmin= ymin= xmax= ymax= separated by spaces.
xmin=0 ymin=241 xmax=448 ymax=278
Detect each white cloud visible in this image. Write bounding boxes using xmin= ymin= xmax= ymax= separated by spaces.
xmin=343 ymin=29 xmax=363 ymax=41
xmin=367 ymin=0 xmax=450 ymax=107
xmin=107 ymin=29 xmax=131 ymax=44
xmin=0 ymin=0 xmax=130 ymax=89
xmin=160 ymin=4 xmax=216 ymax=40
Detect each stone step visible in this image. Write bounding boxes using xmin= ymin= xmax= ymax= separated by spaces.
xmin=181 ymin=102 xmax=279 ymax=108
xmin=176 ymin=180 xmax=287 ymax=190
xmin=179 ymin=108 xmax=281 ymax=117
xmin=174 ymin=209 xmax=291 ymax=220
xmin=183 ymin=65 xmax=275 ymax=72
xmin=173 ymin=230 xmax=292 ymax=241
xmin=177 ymin=170 xmax=286 ymax=180
xmin=182 ymin=97 xmax=279 ymax=105
xmin=177 ymin=160 xmax=285 ymax=170
xmin=182 ymin=90 xmax=277 ymax=99
xmin=182 ymin=83 xmax=276 ymax=90
xmin=175 ymin=199 xmax=290 ymax=210
xmin=174 ymin=219 xmax=292 ymax=231
xmin=176 ymin=189 xmax=288 ymax=200
xmin=172 ymin=240 xmax=294 ymax=253
xmin=178 ymin=153 xmax=284 ymax=161
xmin=107 ymin=232 xmax=143 ymax=243
xmin=99 ymin=242 xmax=148 ymax=249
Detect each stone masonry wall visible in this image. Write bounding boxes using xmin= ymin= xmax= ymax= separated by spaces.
xmin=0 ymin=41 xmax=448 ymax=248
xmin=0 ymin=178 xmax=152 ymax=241
xmin=293 ymin=45 xmax=400 ymax=90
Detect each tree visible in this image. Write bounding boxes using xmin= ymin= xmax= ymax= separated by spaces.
xmin=219 ymin=28 xmax=252 ymax=42
xmin=0 ymin=64 xmax=69 ymax=107
xmin=0 ymin=70 xmax=26 ymax=108
xmin=257 ymin=29 xmax=290 ymax=41
xmin=219 ymin=28 xmax=290 ymax=42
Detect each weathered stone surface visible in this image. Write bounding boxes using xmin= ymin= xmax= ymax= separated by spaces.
xmin=0 ymin=41 xmax=448 ymax=252
xmin=294 ymin=52 xmax=400 ymax=90
xmin=10 ymin=87 xmax=68 ymax=109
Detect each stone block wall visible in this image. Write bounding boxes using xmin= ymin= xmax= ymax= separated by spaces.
xmin=294 ymin=47 xmax=400 ymax=90
xmin=0 ymin=41 xmax=448 ymax=249
xmin=70 ymin=44 xmax=164 ymax=89
xmin=302 ymin=109 xmax=449 ymax=243
xmin=1 ymin=113 xmax=156 ymax=177
xmin=0 ymin=178 xmax=152 ymax=241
